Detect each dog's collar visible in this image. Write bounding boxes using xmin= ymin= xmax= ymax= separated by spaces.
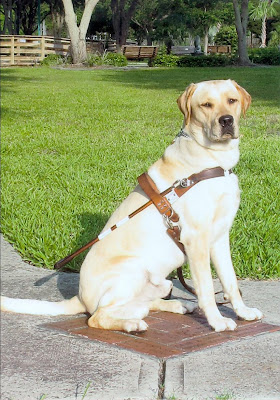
xmin=176 ymin=128 xmax=192 ymax=140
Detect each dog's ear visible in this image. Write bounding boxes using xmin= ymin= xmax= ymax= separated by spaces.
xmin=177 ymin=83 xmax=196 ymax=126
xmin=231 ymin=80 xmax=251 ymax=116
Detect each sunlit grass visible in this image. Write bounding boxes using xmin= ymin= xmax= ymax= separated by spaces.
xmin=1 ymin=66 xmax=279 ymax=278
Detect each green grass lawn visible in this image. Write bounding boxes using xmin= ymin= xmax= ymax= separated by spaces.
xmin=1 ymin=66 xmax=280 ymax=278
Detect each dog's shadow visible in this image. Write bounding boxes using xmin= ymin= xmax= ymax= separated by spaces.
xmin=34 ymin=212 xmax=109 ymax=299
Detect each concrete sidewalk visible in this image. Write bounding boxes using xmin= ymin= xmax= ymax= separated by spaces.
xmin=1 ymin=234 xmax=280 ymax=400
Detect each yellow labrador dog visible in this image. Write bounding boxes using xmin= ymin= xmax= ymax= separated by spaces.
xmin=2 ymin=79 xmax=263 ymax=333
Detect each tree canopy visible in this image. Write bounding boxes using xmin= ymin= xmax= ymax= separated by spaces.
xmin=1 ymin=0 xmax=279 ymax=64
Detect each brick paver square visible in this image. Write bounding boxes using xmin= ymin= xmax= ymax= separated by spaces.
xmin=44 ymin=309 xmax=280 ymax=359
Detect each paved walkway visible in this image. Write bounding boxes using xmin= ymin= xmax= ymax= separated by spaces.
xmin=1 ymin=234 xmax=280 ymax=400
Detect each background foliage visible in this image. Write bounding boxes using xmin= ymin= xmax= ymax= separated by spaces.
xmin=1 ymin=0 xmax=280 ymax=50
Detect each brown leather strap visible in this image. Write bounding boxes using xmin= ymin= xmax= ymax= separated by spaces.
xmin=166 ymin=227 xmax=186 ymax=254
xmin=138 ymin=173 xmax=179 ymax=222
xmin=173 ymin=167 xmax=232 ymax=198
xmin=177 ymin=267 xmax=197 ymax=295
xmin=138 ymin=172 xmax=184 ymax=254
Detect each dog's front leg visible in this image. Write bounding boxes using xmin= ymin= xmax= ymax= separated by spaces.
xmin=183 ymin=233 xmax=237 ymax=332
xmin=210 ymin=234 xmax=263 ymax=321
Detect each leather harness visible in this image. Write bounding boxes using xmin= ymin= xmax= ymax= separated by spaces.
xmin=138 ymin=167 xmax=232 ymax=254
xmin=54 ymin=166 xmax=235 ymax=304
xmin=138 ymin=167 xmax=233 ymax=300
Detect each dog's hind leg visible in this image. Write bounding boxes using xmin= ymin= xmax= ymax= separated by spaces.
xmin=87 ymin=273 xmax=179 ymax=331
xmin=88 ymin=302 xmax=149 ymax=332
xmin=211 ymin=234 xmax=263 ymax=321
xmin=149 ymin=298 xmax=197 ymax=314
xmin=87 ymin=268 xmax=151 ymax=332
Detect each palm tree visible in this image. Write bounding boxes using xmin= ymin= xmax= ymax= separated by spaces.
xmin=250 ymin=0 xmax=278 ymax=47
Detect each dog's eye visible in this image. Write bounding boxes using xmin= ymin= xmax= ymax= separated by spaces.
xmin=228 ymin=98 xmax=237 ymax=104
xmin=202 ymin=102 xmax=212 ymax=108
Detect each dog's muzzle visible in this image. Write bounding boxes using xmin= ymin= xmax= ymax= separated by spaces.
xmin=219 ymin=114 xmax=235 ymax=138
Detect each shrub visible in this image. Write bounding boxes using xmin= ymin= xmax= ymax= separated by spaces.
xmin=150 ymin=53 xmax=179 ymax=67
xmin=86 ymin=52 xmax=128 ymax=67
xmin=86 ymin=53 xmax=104 ymax=66
xmin=214 ymin=25 xmax=238 ymax=53
xmin=40 ymin=54 xmax=71 ymax=66
xmin=268 ymin=25 xmax=280 ymax=47
xmin=103 ymin=52 xmax=128 ymax=67
xmin=177 ymin=54 xmax=231 ymax=67
xmin=248 ymin=47 xmax=280 ymax=65
xmin=156 ymin=45 xmax=168 ymax=56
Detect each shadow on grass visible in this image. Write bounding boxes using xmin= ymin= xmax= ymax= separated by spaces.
xmin=34 ymin=212 xmax=109 ymax=299
xmin=1 ymin=67 xmax=42 ymax=92
xmin=97 ymin=66 xmax=280 ymax=106
xmin=68 ymin=212 xmax=110 ymax=272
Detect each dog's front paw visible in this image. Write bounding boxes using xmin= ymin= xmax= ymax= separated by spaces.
xmin=235 ymin=306 xmax=263 ymax=321
xmin=124 ymin=319 xmax=148 ymax=333
xmin=208 ymin=316 xmax=237 ymax=332
xmin=180 ymin=300 xmax=198 ymax=314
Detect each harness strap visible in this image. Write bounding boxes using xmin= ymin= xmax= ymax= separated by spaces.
xmin=138 ymin=167 xmax=232 ymax=254
xmin=54 ymin=167 xmax=232 ymax=271
xmin=138 ymin=167 xmax=233 ymax=302
xmin=138 ymin=172 xmax=180 ymax=222
xmin=138 ymin=172 xmax=184 ymax=253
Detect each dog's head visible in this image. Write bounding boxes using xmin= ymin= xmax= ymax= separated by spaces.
xmin=177 ymin=80 xmax=251 ymax=144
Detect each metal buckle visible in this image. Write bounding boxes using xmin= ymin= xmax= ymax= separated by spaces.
xmin=180 ymin=178 xmax=193 ymax=188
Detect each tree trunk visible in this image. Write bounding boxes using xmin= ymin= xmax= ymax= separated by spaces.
xmin=260 ymin=15 xmax=267 ymax=47
xmin=50 ymin=0 xmax=65 ymax=38
xmin=1 ymin=1 xmax=10 ymax=34
xmin=70 ymin=29 xmax=88 ymax=63
xmin=232 ymin=0 xmax=252 ymax=66
xmin=21 ymin=0 xmax=38 ymax=35
xmin=62 ymin=0 xmax=99 ymax=64
xmin=15 ymin=0 xmax=22 ymax=34
xmin=204 ymin=27 xmax=209 ymax=55
xmin=147 ymin=32 xmax=152 ymax=46
xmin=111 ymin=0 xmax=140 ymax=53
xmin=3 ymin=0 xmax=14 ymax=34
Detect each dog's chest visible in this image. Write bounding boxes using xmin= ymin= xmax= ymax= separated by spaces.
xmin=176 ymin=175 xmax=240 ymax=239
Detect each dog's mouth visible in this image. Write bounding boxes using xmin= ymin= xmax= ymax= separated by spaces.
xmin=208 ymin=126 xmax=238 ymax=142
xmin=221 ymin=127 xmax=236 ymax=140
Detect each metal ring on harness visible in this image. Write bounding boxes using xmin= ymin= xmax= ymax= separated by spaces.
xmin=163 ymin=212 xmax=177 ymax=229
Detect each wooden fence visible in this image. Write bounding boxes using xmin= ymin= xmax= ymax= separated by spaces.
xmin=0 ymin=35 xmax=105 ymax=66
xmin=0 ymin=35 xmax=71 ymax=66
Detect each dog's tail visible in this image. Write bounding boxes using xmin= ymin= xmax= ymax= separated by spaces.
xmin=0 ymin=295 xmax=86 ymax=316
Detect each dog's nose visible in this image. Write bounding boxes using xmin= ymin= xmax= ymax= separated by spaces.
xmin=219 ymin=115 xmax=234 ymax=127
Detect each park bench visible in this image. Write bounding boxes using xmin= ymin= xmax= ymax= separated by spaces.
xmin=171 ymin=46 xmax=196 ymax=56
xmin=208 ymin=45 xmax=231 ymax=54
xmin=122 ymin=45 xmax=158 ymax=60
xmin=171 ymin=45 xmax=231 ymax=56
